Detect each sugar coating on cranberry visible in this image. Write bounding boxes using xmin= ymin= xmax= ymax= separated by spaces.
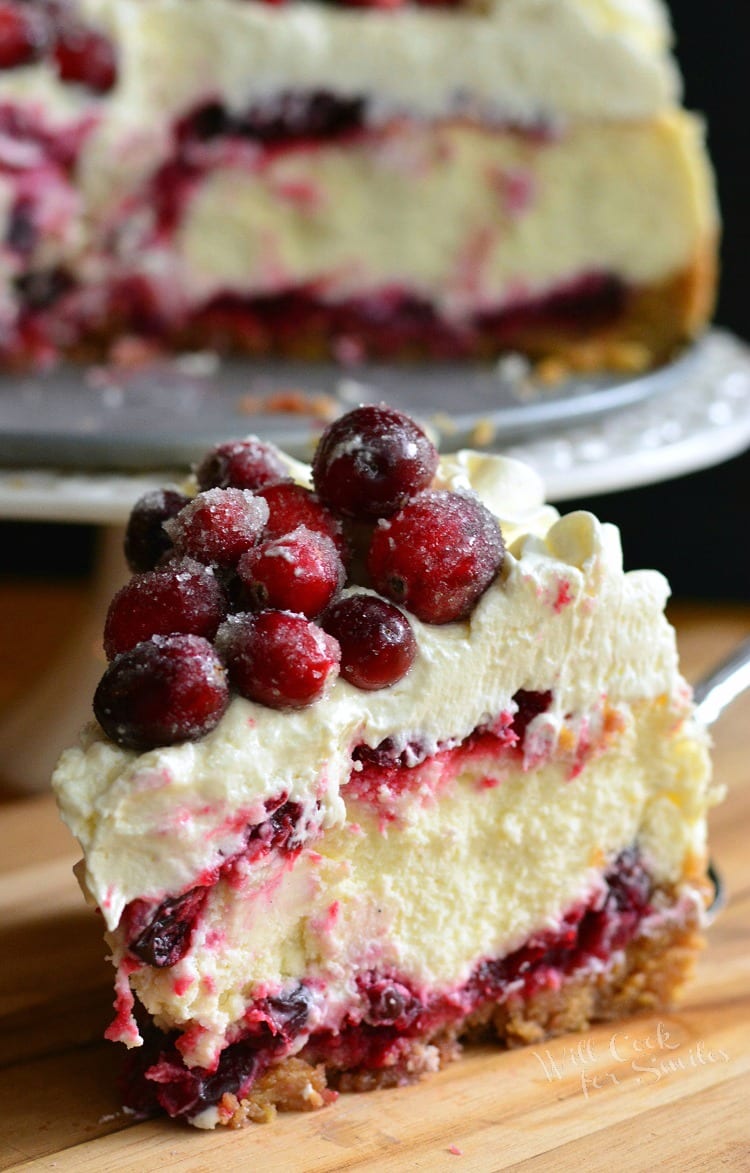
xmin=256 ymin=480 xmax=348 ymax=563
xmin=237 ymin=526 xmax=344 ymax=618
xmin=216 ymin=611 xmax=340 ymax=710
xmin=94 ymin=634 xmax=229 ymax=751
xmin=320 ymin=594 xmax=417 ymax=690
xmin=124 ymin=488 xmax=191 ymax=573
xmin=103 ymin=558 xmax=227 ymax=660
xmin=196 ymin=437 xmax=288 ymax=492
xmin=164 ymin=488 xmax=269 ymax=567
xmin=367 ymin=490 xmax=505 ymax=624
xmin=312 ymin=403 xmax=438 ymax=520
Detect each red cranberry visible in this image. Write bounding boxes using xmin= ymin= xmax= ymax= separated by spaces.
xmin=53 ymin=24 xmax=117 ymax=93
xmin=128 ymin=887 xmax=208 ymax=968
xmin=196 ymin=437 xmax=288 ymax=492
xmin=367 ymin=490 xmax=505 ymax=624
xmin=94 ymin=634 xmax=229 ymax=751
xmin=256 ymin=480 xmax=348 ymax=564
xmin=312 ymin=404 xmax=438 ymax=520
xmin=103 ymin=558 xmax=227 ymax=660
xmin=124 ymin=488 xmax=191 ymax=573
xmin=164 ymin=488 xmax=269 ymax=567
xmin=237 ymin=526 xmax=344 ymax=618
xmin=216 ymin=611 xmax=340 ymax=709
xmin=320 ymin=594 xmax=416 ymax=689
xmin=0 ymin=3 xmax=48 ymax=69
xmin=511 ymin=689 xmax=553 ymax=744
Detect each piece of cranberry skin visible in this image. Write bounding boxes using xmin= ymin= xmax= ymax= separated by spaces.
xmin=196 ymin=437 xmax=288 ymax=492
xmin=256 ymin=480 xmax=349 ymax=564
xmin=320 ymin=594 xmax=417 ymax=690
xmin=367 ymin=490 xmax=505 ymax=624
xmin=94 ymin=634 xmax=230 ymax=751
xmin=311 ymin=403 xmax=438 ymax=520
xmin=164 ymin=487 xmax=269 ymax=567
xmin=216 ymin=611 xmax=340 ymax=710
xmin=103 ymin=558 xmax=227 ymax=660
xmin=53 ymin=24 xmax=117 ymax=93
xmin=124 ymin=488 xmax=191 ymax=572
xmin=237 ymin=526 xmax=344 ymax=618
xmin=0 ymin=3 xmax=48 ymax=69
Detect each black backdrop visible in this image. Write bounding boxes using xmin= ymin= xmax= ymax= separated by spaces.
xmin=1 ymin=0 xmax=748 ymax=598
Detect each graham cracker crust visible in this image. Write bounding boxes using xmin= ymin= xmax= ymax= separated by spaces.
xmin=217 ymin=891 xmax=706 ymax=1128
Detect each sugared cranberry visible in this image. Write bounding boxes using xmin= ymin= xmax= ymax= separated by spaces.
xmin=216 ymin=611 xmax=340 ymax=709
xmin=124 ymin=488 xmax=191 ymax=573
xmin=53 ymin=24 xmax=117 ymax=93
xmin=367 ymin=490 xmax=505 ymax=624
xmin=0 ymin=3 xmax=48 ymax=69
xmin=164 ymin=488 xmax=269 ymax=567
xmin=196 ymin=437 xmax=288 ymax=492
xmin=256 ymin=480 xmax=348 ymax=563
xmin=320 ymin=594 xmax=416 ymax=690
xmin=94 ymin=634 xmax=229 ymax=750
xmin=237 ymin=526 xmax=344 ymax=618
xmin=312 ymin=404 xmax=438 ymax=520
xmin=103 ymin=558 xmax=227 ymax=660
xmin=129 ymin=887 xmax=208 ymax=969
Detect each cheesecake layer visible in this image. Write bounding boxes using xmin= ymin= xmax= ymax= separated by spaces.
xmin=110 ymin=692 xmax=709 ymax=1070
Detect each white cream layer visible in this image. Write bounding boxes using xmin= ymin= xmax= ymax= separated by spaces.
xmin=53 ymin=452 xmax=711 ymax=936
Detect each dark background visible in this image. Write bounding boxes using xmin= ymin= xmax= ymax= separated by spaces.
xmin=1 ymin=1 xmax=748 ymax=598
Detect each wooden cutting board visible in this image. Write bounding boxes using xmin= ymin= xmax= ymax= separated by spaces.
xmin=1 ymin=603 xmax=749 ymax=1171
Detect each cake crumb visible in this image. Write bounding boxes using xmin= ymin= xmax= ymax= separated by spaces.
xmin=470 ymin=417 xmax=496 ymax=447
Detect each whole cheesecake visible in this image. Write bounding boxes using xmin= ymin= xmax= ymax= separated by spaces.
xmin=1 ymin=0 xmax=717 ymax=368
xmin=52 ymin=405 xmax=719 ymax=1128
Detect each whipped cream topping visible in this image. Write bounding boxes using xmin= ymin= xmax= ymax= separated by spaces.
xmin=53 ymin=451 xmax=699 ymax=931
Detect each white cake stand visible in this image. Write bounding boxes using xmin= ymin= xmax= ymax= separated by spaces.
xmin=1 ymin=329 xmax=748 ymax=792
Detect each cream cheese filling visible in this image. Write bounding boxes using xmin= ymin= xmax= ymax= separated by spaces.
xmin=163 ymin=112 xmax=715 ymax=312
xmin=124 ymin=694 xmax=710 ymax=1066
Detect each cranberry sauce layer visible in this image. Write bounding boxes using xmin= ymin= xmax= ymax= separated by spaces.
xmin=0 ymin=1 xmax=117 ymax=91
xmin=120 ymin=846 xmax=656 ymax=1122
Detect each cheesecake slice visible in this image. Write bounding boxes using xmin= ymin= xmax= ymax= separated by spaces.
xmin=52 ymin=404 xmax=718 ymax=1128
xmin=2 ymin=0 xmax=717 ymax=368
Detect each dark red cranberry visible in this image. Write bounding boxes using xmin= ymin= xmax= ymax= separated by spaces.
xmin=53 ymin=23 xmax=117 ymax=93
xmin=265 ymin=986 xmax=311 ymax=1039
xmin=312 ymin=404 xmax=438 ymax=520
xmin=124 ymin=488 xmax=191 ymax=573
xmin=256 ymin=480 xmax=348 ymax=563
xmin=216 ymin=611 xmax=340 ymax=709
xmin=129 ymin=887 xmax=208 ymax=968
xmin=5 ymin=198 xmax=36 ymax=257
xmin=94 ymin=634 xmax=229 ymax=750
xmin=237 ymin=526 xmax=344 ymax=618
xmin=367 ymin=490 xmax=505 ymax=624
xmin=362 ymin=978 xmax=419 ymax=1028
xmin=164 ymin=488 xmax=269 ymax=567
xmin=320 ymin=594 xmax=416 ymax=690
xmin=0 ymin=3 xmax=48 ymax=69
xmin=103 ymin=559 xmax=227 ymax=660
xmin=511 ymin=689 xmax=553 ymax=744
xmin=196 ymin=437 xmax=288 ymax=492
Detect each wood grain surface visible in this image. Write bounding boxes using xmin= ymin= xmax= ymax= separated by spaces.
xmin=1 ymin=585 xmax=748 ymax=1172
